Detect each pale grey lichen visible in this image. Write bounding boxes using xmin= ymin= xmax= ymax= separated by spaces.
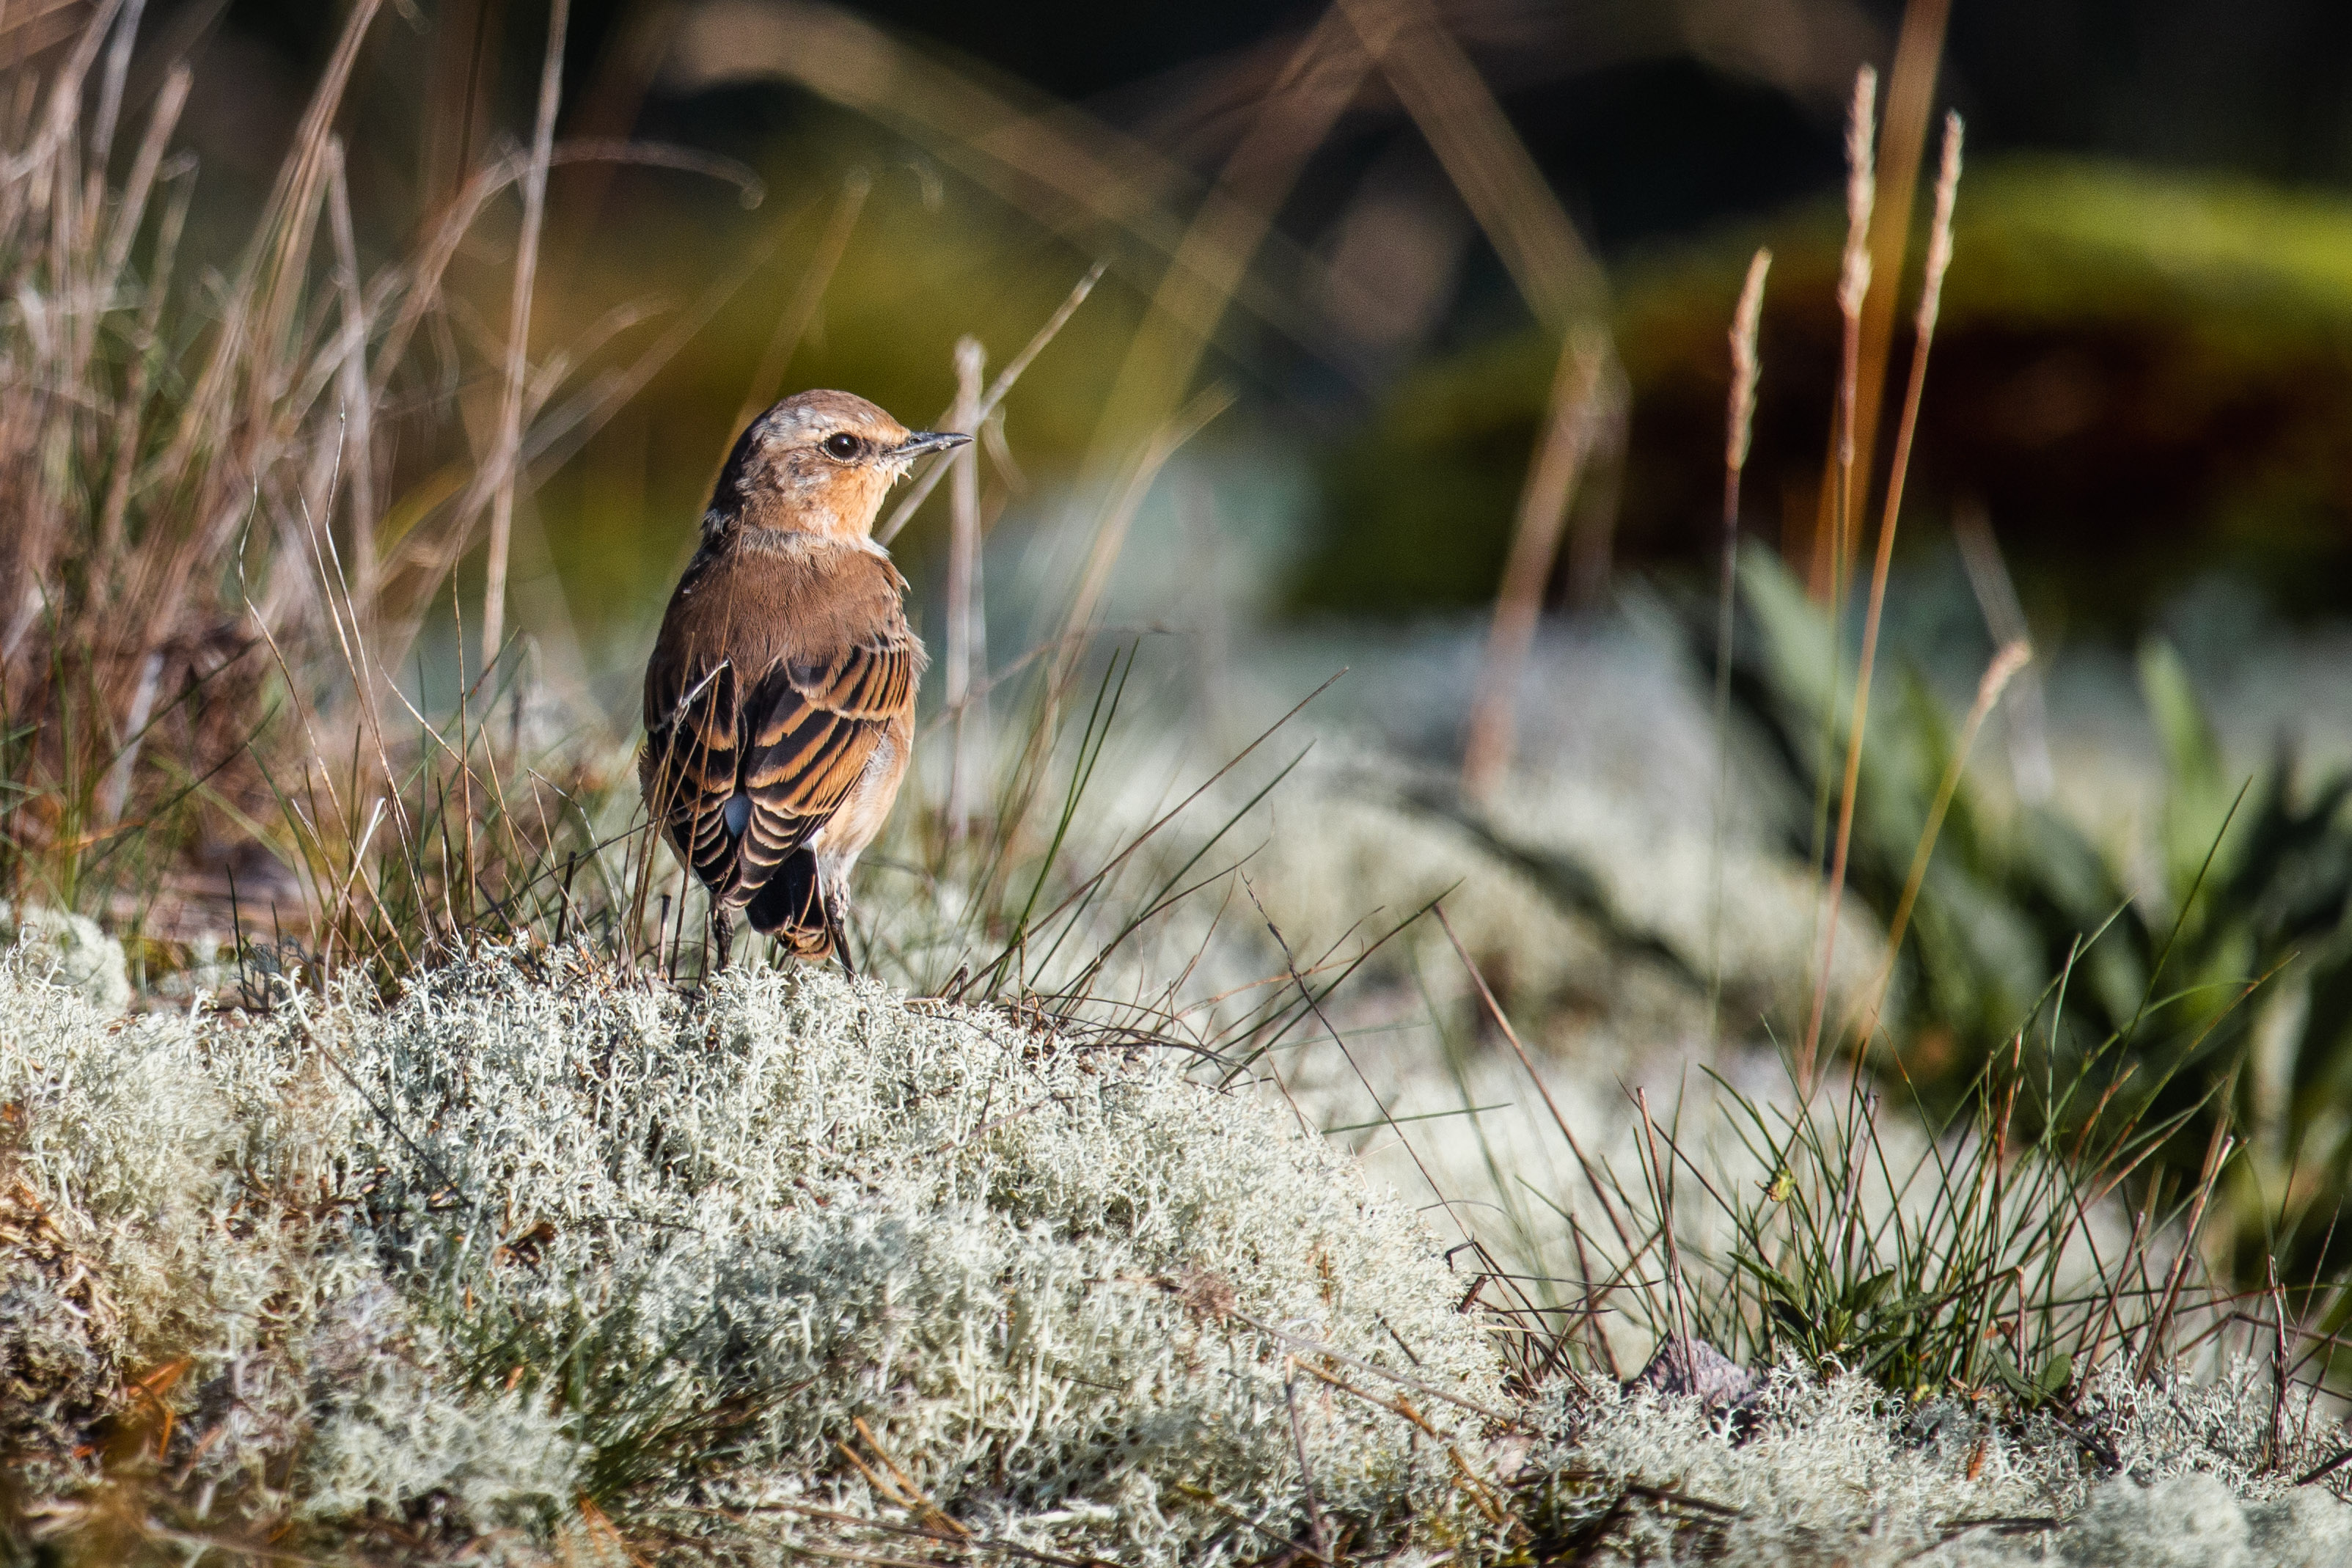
xmin=1528 ymin=1358 xmax=2352 ymax=1566
xmin=1 ymin=900 xmax=130 ymax=1014
xmin=332 ymin=952 xmax=1506 ymax=1560
xmin=2056 ymin=1473 xmax=2352 ymax=1568
xmin=0 ymin=946 xmax=1507 ymax=1561
xmin=0 ymin=957 xmax=582 ymax=1546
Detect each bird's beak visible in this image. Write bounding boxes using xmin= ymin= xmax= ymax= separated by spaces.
xmin=893 ymin=430 xmax=972 ymax=459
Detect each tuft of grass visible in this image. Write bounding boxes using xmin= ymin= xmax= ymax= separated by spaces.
xmin=1720 ymin=542 xmax=2352 ymax=1307
xmin=0 ymin=0 xmax=768 ymax=992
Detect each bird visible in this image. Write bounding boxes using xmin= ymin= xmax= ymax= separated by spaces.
xmin=640 ymin=389 xmax=967 ymax=973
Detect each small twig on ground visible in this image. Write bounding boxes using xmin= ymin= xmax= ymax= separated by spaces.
xmin=1154 ymin=1272 xmax=1518 ymax=1427
xmin=851 ymin=1418 xmax=970 ymax=1539
xmin=1283 ymin=1364 xmax=1331 ymax=1562
xmin=2298 ymin=1443 xmax=2352 ymax=1488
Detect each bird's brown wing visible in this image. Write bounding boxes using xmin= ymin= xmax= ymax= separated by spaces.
xmin=642 ymin=647 xmax=749 ymax=898
xmin=642 ymin=543 xmax=917 ymax=906
xmin=730 ymin=634 xmax=916 ymax=892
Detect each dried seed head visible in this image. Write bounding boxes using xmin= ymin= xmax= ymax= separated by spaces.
xmin=1916 ymin=111 xmax=1966 ymax=341
xmin=1838 ymin=66 xmax=1879 ymax=320
xmin=1727 ymin=248 xmax=1771 ymax=472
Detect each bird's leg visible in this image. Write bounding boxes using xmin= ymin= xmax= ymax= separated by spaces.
xmin=710 ymin=904 xmax=734 ymax=976
xmin=822 ymin=884 xmax=856 ymax=978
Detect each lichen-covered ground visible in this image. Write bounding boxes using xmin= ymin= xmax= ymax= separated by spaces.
xmin=4 ymin=942 xmax=2351 ymax=1564
xmin=0 ymin=946 xmax=1507 ymax=1561
xmin=1538 ymin=1363 xmax=2352 ymax=1565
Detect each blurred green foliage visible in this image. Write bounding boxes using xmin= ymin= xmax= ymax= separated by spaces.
xmin=1726 ymin=548 xmax=2352 ymax=1290
xmin=1294 ymin=158 xmax=2352 ymax=626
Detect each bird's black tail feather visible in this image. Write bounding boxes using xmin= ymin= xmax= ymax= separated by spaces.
xmin=744 ymin=848 xmax=843 ymax=968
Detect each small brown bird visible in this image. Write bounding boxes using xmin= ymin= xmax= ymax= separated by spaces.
xmin=641 ymin=389 xmax=967 ymax=971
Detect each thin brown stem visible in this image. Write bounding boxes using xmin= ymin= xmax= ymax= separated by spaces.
xmin=1845 ymin=0 xmax=1955 ymax=577
xmin=1707 ymin=247 xmax=1771 ymax=1040
xmin=1847 ymin=638 xmax=2031 ymax=1049
xmin=1461 ymin=331 xmax=1606 ymax=801
xmin=1801 ymin=93 xmax=1962 ymax=1096
xmin=480 ymin=0 xmax=569 ymax=670
xmin=944 ymin=335 xmax=986 ymax=836
xmin=876 ymin=261 xmax=1104 ymax=546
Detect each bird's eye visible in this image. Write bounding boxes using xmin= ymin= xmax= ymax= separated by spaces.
xmin=823 ymin=432 xmax=862 ymax=460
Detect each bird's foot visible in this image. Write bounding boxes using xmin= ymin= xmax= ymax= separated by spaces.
xmin=823 ymin=893 xmax=856 ymax=978
xmin=711 ymin=907 xmax=735 ymax=976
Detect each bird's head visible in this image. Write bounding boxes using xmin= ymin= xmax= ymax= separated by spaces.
xmin=711 ymin=389 xmax=969 ymax=542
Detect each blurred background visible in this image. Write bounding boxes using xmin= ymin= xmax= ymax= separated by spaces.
xmin=103 ymin=0 xmax=2352 ymax=691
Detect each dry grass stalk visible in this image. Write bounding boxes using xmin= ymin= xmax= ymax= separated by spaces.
xmin=662 ymin=0 xmax=1341 ymax=356
xmin=1792 ymin=66 xmax=1877 ymax=1087
xmin=1435 ymin=905 xmax=1642 ymax=1286
xmin=322 ymin=137 xmax=378 ymax=630
xmin=1798 ymin=107 xmax=1960 ymax=1090
xmin=1953 ymin=501 xmax=2056 ymax=803
xmin=0 ymin=3 xmax=389 ymax=923
xmin=1563 ymin=376 xmax=1628 ymax=609
xmin=1804 ymin=66 xmax=1878 ymax=604
xmin=480 ymin=0 xmax=571 ymax=670
xmin=944 ymin=334 xmax=986 ymax=835
xmin=1846 ymin=637 xmax=2032 ymax=1049
xmin=944 ymin=384 xmax=1231 ymax=907
xmin=0 ymin=3 xmax=774 ymax=968
xmin=0 ymin=4 xmax=98 ymax=65
xmin=1635 ymin=1087 xmax=1693 ymax=1352
xmin=1060 ymin=386 xmax=1234 ymax=653
xmin=541 ymin=0 xmax=691 ymax=282
xmin=1461 ymin=331 xmax=1608 ymax=802
xmin=422 ymin=0 xmax=495 ymax=210
xmin=2141 ymin=1115 xmax=2235 ymax=1383
xmin=1832 ymin=67 xmax=1877 ymax=585
xmin=1726 ymin=252 xmax=1773 ymax=481
xmin=1335 ymin=0 xmax=1631 ymax=614
xmin=1090 ymin=1 xmax=1371 ymax=452
xmin=1707 ymin=247 xmax=1772 ymax=1030
xmin=874 ymin=260 xmax=1104 ymax=546
xmin=368 ymin=146 xmax=770 ymax=674
xmin=1336 ymin=0 xmax=1603 ymax=329
xmin=1845 ymin=0 xmax=1955 ymax=579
